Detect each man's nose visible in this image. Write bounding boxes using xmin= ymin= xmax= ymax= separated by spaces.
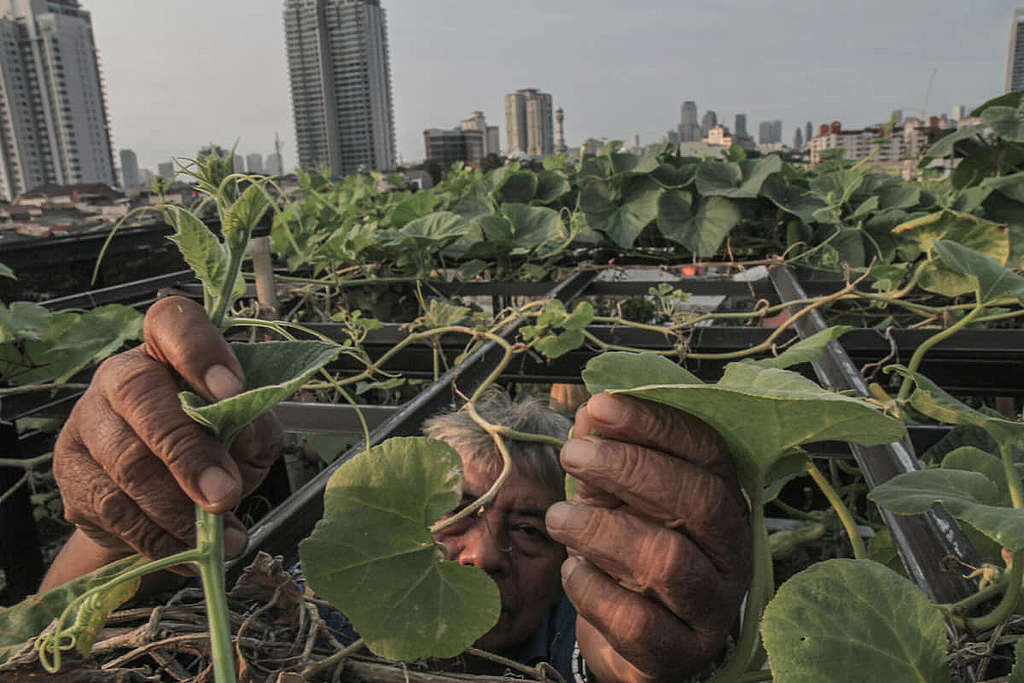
xmin=458 ymin=520 xmax=510 ymax=575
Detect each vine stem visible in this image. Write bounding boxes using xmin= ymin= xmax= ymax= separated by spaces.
xmin=804 ymin=460 xmax=866 ymax=559
xmin=895 ymin=299 xmax=984 ymax=403
xmin=712 ymin=483 xmax=770 ymax=682
xmin=965 ymin=557 xmax=1024 ymax=632
xmin=1002 ymin=440 xmax=1024 ymax=510
xmin=195 ymin=504 xmax=235 ymax=683
xmin=302 ymin=636 xmax=365 ymax=679
xmin=37 ymin=548 xmax=202 ymax=673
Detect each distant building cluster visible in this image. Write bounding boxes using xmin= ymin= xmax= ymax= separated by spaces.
xmin=807 ymin=115 xmax=978 ymax=167
xmin=0 ymin=0 xmax=115 ymax=202
xmin=423 ymin=111 xmax=500 ymax=168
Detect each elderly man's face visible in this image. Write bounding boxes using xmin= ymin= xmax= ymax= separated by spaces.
xmin=433 ymin=452 xmax=566 ymax=655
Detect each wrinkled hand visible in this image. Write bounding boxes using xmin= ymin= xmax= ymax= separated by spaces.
xmin=545 ymin=393 xmax=751 ymax=682
xmin=53 ymin=296 xmax=282 ymax=562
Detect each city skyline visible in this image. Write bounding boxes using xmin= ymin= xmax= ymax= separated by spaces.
xmin=82 ymin=0 xmax=1017 ymax=174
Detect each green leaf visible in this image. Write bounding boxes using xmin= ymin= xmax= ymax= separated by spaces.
xmin=656 ymin=192 xmax=740 ymax=257
xmin=534 ymin=330 xmax=585 ymax=359
xmin=180 ymin=341 xmax=338 ymax=447
xmin=581 ymin=351 xmax=701 ymax=395
xmin=972 ymin=92 xmax=1024 ymax=117
xmin=534 ymin=170 xmax=570 ymax=203
xmin=299 ymin=437 xmax=500 ymax=661
xmin=0 ymin=262 xmax=14 ymax=279
xmin=983 ymin=105 xmax=1024 ymax=142
xmin=1012 ymin=634 xmax=1024 ymax=683
xmin=750 ymin=326 xmax=852 ymax=369
xmin=942 ymin=446 xmax=1012 ymax=506
xmin=610 ymin=150 xmax=660 ymax=176
xmin=0 ymin=554 xmax=147 ymax=666
xmin=761 ymin=176 xmax=828 ymax=224
xmin=583 ymin=354 xmax=904 ymax=489
xmin=497 ymin=171 xmax=538 ymax=204
xmin=866 ymin=529 xmax=906 ymax=576
xmin=0 ymin=302 xmax=51 ymax=343
xmin=933 ymin=239 xmax=1024 ymax=304
xmin=694 ymin=160 xmax=743 ymax=196
xmin=502 ymin=203 xmax=568 ymax=256
xmin=562 ymin=302 xmax=594 ymax=331
xmin=396 ymin=212 xmax=468 ymax=249
xmin=893 ymin=211 xmax=1010 ymax=297
xmin=222 ymin=181 xmax=271 ymax=245
xmin=389 ymin=191 xmax=439 ymax=228
xmin=580 ymin=177 xmax=662 ymax=248
xmin=167 ymin=207 xmax=229 ymax=302
xmin=762 ymin=559 xmax=949 ymax=683
xmin=869 ymin=468 xmax=1024 ymax=550
xmin=919 ymin=125 xmax=982 ymax=163
xmin=888 ymin=365 xmax=1024 ymax=447
xmin=979 ymin=172 xmax=1024 ymax=204
xmin=457 ymin=259 xmax=488 ymax=280
xmin=877 ymin=183 xmax=920 ymax=211
xmin=28 ymin=305 xmax=144 ymax=383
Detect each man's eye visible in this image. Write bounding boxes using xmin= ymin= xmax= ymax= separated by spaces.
xmin=512 ymin=524 xmax=547 ymax=541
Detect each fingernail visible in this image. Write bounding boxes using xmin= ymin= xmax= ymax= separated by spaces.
xmin=588 ymin=393 xmax=623 ymax=427
xmin=561 ymin=440 xmax=589 ymax=469
xmin=561 ymin=556 xmax=582 ymax=582
xmin=224 ymin=526 xmax=248 ymax=558
xmin=204 ymin=364 xmax=244 ymax=401
xmin=198 ymin=466 xmax=239 ymax=507
xmin=546 ymin=502 xmax=572 ymax=531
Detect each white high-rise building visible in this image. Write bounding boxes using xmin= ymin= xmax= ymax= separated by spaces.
xmin=0 ymin=0 xmax=115 ymax=200
xmin=265 ymin=153 xmax=283 ymax=175
xmin=505 ymin=88 xmax=553 ymax=157
xmin=283 ymin=0 xmax=396 ymax=177
xmin=1007 ymin=9 xmax=1024 ymax=93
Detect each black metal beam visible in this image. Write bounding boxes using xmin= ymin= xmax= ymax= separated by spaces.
xmin=39 ymin=270 xmax=195 ymax=311
xmin=228 ymin=270 xmax=599 ymax=579
xmin=770 ymin=265 xmax=980 ymax=603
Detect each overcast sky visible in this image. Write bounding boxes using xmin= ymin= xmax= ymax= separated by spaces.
xmin=85 ymin=0 xmax=1018 ymax=173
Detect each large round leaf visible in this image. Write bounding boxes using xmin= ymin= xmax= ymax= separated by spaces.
xmin=869 ymin=468 xmax=1024 ymax=550
xmin=762 ymin=559 xmax=949 ymax=683
xmin=892 ymin=211 xmax=1009 ymax=296
xmin=299 ymin=437 xmax=500 ymax=661
xmin=582 ymin=353 xmax=905 ymax=490
xmin=580 ymin=176 xmax=661 ymax=248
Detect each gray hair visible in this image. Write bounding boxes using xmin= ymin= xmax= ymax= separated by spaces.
xmin=422 ymin=390 xmax=571 ymax=491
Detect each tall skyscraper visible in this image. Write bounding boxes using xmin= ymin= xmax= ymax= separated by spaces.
xmin=759 ymin=120 xmax=783 ymax=145
xmin=246 ymin=153 xmax=264 ymax=174
xmin=284 ymin=0 xmax=396 ymax=177
xmin=700 ymin=110 xmax=718 ymax=138
xmin=0 ymin=0 xmax=115 ymax=201
xmin=157 ymin=161 xmax=174 ymax=179
xmin=734 ymin=114 xmax=748 ymax=138
xmin=678 ymin=101 xmax=700 ymax=142
xmin=1007 ymin=9 xmax=1024 ymax=92
xmin=119 ymin=149 xmax=139 ymax=189
xmin=792 ymin=127 xmax=803 ymax=150
xmin=505 ymin=88 xmax=553 ymax=156
xmin=805 ymin=121 xmax=813 ymax=145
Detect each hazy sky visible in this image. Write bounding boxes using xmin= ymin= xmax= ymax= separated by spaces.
xmin=85 ymin=0 xmax=1018 ymax=172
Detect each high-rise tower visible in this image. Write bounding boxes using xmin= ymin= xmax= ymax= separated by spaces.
xmin=1007 ymin=9 xmax=1024 ymax=92
xmin=554 ymin=106 xmax=566 ymax=154
xmin=283 ymin=0 xmax=396 ymax=177
xmin=119 ymin=149 xmax=139 ymax=189
xmin=678 ymin=101 xmax=700 ymax=142
xmin=700 ymin=110 xmax=718 ymax=138
xmin=504 ymin=89 xmax=553 ymax=157
xmin=0 ymin=0 xmax=115 ymax=201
